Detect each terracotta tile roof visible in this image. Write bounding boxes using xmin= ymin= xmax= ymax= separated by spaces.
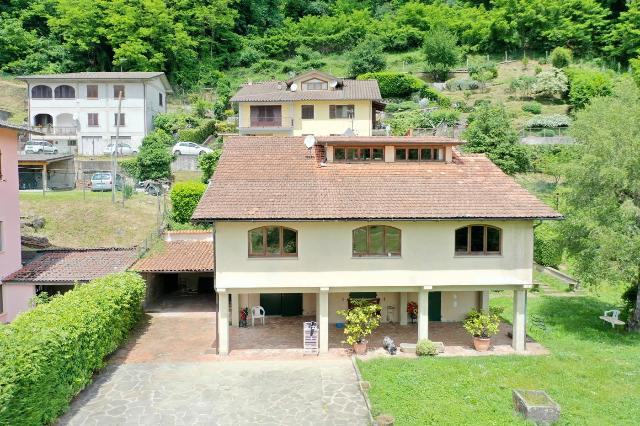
xmin=16 ymin=72 xmax=173 ymax=93
xmin=230 ymin=80 xmax=382 ymax=102
xmin=131 ymin=241 xmax=213 ymax=273
xmin=0 ymin=121 xmax=44 ymax=134
xmin=316 ymin=136 xmax=464 ymax=145
xmin=192 ymin=136 xmax=562 ymax=221
xmin=4 ymin=248 xmax=138 ymax=283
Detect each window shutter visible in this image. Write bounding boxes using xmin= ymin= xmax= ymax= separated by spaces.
xmin=329 ymin=105 xmax=336 ymax=119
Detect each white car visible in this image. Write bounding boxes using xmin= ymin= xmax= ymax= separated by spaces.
xmin=103 ymin=143 xmax=137 ymax=156
xmin=25 ymin=140 xmax=58 ymax=154
xmin=172 ymin=142 xmax=212 ymax=156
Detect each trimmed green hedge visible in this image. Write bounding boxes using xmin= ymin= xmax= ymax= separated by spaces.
xmin=0 ymin=272 xmax=146 ymax=425
xmin=357 ymin=71 xmax=423 ymax=99
xmin=170 ymin=181 xmax=206 ymax=223
xmin=534 ymin=224 xmax=563 ymax=268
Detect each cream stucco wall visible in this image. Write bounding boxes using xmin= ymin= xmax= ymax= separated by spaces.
xmin=237 ymin=100 xmax=373 ymax=136
xmin=215 ymin=220 xmax=534 ymax=291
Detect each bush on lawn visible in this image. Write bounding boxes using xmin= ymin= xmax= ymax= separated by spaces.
xmin=357 ymin=71 xmax=423 ymax=99
xmin=549 ymin=47 xmax=573 ymax=68
xmin=170 ymin=181 xmax=206 ymax=223
xmin=0 ymin=272 xmax=146 ymax=425
xmin=522 ymin=101 xmax=542 ymax=114
xmin=416 ymin=339 xmax=438 ymax=356
xmin=534 ymin=223 xmax=563 ymax=268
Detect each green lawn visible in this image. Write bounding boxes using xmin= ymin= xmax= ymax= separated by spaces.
xmin=357 ymin=290 xmax=639 ymax=425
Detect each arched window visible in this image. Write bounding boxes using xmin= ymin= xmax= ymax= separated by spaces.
xmin=248 ymin=226 xmax=297 ymax=257
xmin=455 ymin=225 xmax=501 ymax=255
xmin=31 ymin=85 xmax=52 ymax=99
xmin=54 ymin=85 xmax=75 ymax=99
xmin=352 ymin=225 xmax=401 ymax=257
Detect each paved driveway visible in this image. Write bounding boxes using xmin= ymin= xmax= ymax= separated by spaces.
xmin=57 ymin=310 xmax=370 ymax=426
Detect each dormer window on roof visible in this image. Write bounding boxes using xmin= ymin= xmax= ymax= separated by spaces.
xmin=334 ymin=146 xmax=384 ymax=161
xmin=304 ymin=79 xmax=328 ymax=91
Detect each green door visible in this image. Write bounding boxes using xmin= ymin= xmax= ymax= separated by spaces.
xmin=281 ymin=293 xmax=303 ymax=316
xmin=429 ymin=292 xmax=442 ymax=322
xmin=260 ymin=293 xmax=282 ymax=316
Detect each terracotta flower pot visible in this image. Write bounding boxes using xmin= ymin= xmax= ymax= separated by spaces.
xmin=473 ymin=337 xmax=491 ymax=351
xmin=353 ymin=341 xmax=367 ymax=355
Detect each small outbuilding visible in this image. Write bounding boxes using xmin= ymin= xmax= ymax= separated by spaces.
xmin=18 ymin=153 xmax=75 ymax=190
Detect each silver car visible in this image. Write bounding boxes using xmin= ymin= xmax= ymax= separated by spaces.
xmin=25 ymin=140 xmax=58 ymax=154
xmin=103 ymin=143 xmax=137 ymax=156
xmin=90 ymin=172 xmax=123 ymax=192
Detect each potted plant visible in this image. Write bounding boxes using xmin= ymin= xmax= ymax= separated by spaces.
xmin=407 ymin=301 xmax=418 ymax=323
xmin=463 ymin=308 xmax=501 ymax=351
xmin=337 ymin=299 xmax=381 ymax=355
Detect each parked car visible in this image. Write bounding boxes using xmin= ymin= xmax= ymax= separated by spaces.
xmin=24 ymin=140 xmax=58 ymax=154
xmin=135 ymin=180 xmax=170 ymax=196
xmin=103 ymin=143 xmax=137 ymax=156
xmin=89 ymin=172 xmax=123 ymax=192
xmin=172 ymin=142 xmax=212 ymax=156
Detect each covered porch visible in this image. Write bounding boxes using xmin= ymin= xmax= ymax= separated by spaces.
xmin=217 ymin=286 xmax=535 ymax=356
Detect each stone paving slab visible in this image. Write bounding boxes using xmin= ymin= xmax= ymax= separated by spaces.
xmin=57 ymin=360 xmax=370 ymax=426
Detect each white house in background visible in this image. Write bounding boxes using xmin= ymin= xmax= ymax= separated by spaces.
xmin=17 ymin=72 xmax=173 ymax=155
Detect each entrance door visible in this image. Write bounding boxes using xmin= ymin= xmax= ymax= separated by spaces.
xmin=259 ymin=293 xmax=303 ymax=316
xmin=429 ymin=292 xmax=442 ymax=322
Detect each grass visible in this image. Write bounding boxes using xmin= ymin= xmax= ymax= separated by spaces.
xmin=0 ymin=76 xmax=27 ymax=123
xmin=20 ymin=190 xmax=163 ymax=248
xmin=172 ymin=170 xmax=202 ymax=183
xmin=357 ymin=290 xmax=639 ymax=425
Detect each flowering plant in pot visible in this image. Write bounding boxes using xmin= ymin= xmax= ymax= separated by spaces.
xmin=407 ymin=301 xmax=418 ymax=323
xmin=337 ymin=299 xmax=381 ymax=355
xmin=463 ymin=308 xmax=501 ymax=351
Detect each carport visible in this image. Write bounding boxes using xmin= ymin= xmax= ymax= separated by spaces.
xmin=18 ymin=153 xmax=75 ymax=190
xmin=131 ymin=234 xmax=215 ymax=313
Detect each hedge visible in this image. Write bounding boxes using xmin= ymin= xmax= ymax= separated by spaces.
xmin=170 ymin=181 xmax=206 ymax=223
xmin=0 ymin=272 xmax=146 ymax=425
xmin=534 ymin=224 xmax=563 ymax=268
xmin=357 ymin=71 xmax=424 ymax=99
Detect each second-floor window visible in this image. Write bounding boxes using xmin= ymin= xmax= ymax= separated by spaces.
xmin=31 ymin=85 xmax=52 ymax=99
xmin=301 ymin=105 xmax=314 ymax=119
xmin=54 ymin=85 xmax=75 ymax=99
xmin=250 ymin=105 xmax=281 ymax=127
xmin=353 ymin=225 xmax=401 ymax=257
xmin=87 ymin=85 xmax=98 ymax=99
xmin=249 ymin=226 xmax=297 ymax=257
xmin=88 ymin=113 xmax=99 ymax=127
xmin=114 ymin=113 xmax=125 ymax=126
xmin=113 ymin=85 xmax=125 ymax=99
xmin=329 ymin=105 xmax=354 ymax=119
xmin=334 ymin=146 xmax=384 ymax=161
xmin=455 ymin=225 xmax=502 ymax=255
xmin=159 ymin=93 xmax=163 ymax=106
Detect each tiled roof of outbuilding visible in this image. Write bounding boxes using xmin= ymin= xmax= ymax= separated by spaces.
xmin=192 ymin=136 xmax=562 ymax=221
xmin=131 ymin=241 xmax=213 ymax=273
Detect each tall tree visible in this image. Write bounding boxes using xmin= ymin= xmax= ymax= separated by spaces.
xmin=562 ymin=78 xmax=640 ymax=331
xmin=423 ymin=26 xmax=460 ymax=81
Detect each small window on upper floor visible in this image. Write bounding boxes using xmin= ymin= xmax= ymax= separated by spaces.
xmin=301 ymin=105 xmax=314 ymax=119
xmin=353 ymin=225 xmax=401 ymax=257
xmin=334 ymin=146 xmax=384 ymax=162
xmin=455 ymin=225 xmax=501 ymax=255
xmin=304 ymin=79 xmax=328 ymax=91
xmin=31 ymin=85 xmax=52 ymax=99
xmin=87 ymin=85 xmax=98 ymax=99
xmin=54 ymin=85 xmax=75 ymax=99
xmin=395 ymin=146 xmax=444 ymax=162
xmin=113 ymin=85 xmax=125 ymax=99
xmin=329 ymin=105 xmax=354 ymax=119
xmin=114 ymin=113 xmax=125 ymax=126
xmin=159 ymin=93 xmax=163 ymax=106
xmin=248 ymin=226 xmax=298 ymax=257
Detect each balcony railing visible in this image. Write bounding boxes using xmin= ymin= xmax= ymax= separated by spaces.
xmin=246 ymin=116 xmax=293 ymax=129
xmin=34 ymin=126 xmax=78 ymax=136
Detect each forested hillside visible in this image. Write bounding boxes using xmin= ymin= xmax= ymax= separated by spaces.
xmin=1 ymin=0 xmax=639 ymax=90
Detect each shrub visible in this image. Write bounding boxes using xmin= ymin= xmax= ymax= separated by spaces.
xmin=385 ymin=101 xmax=419 ymax=113
xmin=622 ymin=285 xmax=638 ymax=321
xmin=347 ymin=36 xmax=386 ymax=77
xmin=510 ymin=75 xmax=537 ymax=98
xmin=416 ymin=339 xmax=438 ymax=356
xmin=198 ymin=148 xmax=223 ymax=183
xmin=446 ymin=78 xmax=480 ymax=91
xmin=177 ymin=119 xmax=217 ymax=144
xmin=525 ymin=114 xmax=571 ymax=128
xmin=357 ymin=71 xmax=423 ymax=99
xmin=423 ymin=27 xmax=461 ymax=81
xmin=534 ymin=223 xmax=563 ymax=268
xmin=336 ymin=300 xmax=381 ymax=346
xmin=550 ymin=47 xmax=573 ymax=68
xmin=388 ymin=109 xmax=459 ymax=136
xmin=463 ymin=308 xmax=501 ymax=338
xmin=135 ymin=130 xmax=173 ymax=181
xmin=170 ymin=181 xmax=206 ymax=223
xmin=631 ymin=58 xmax=640 ymax=88
xmin=532 ymin=68 xmax=568 ymax=98
xmin=467 ymin=55 xmax=498 ymax=80
xmin=565 ymin=67 xmax=614 ymax=109
xmin=522 ymin=101 xmax=542 ymax=114
xmin=0 ymin=272 xmax=145 ymax=425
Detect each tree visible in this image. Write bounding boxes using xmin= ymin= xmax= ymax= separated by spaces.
xmin=170 ymin=181 xmax=206 ymax=223
xmin=561 ymin=78 xmax=640 ymax=331
xmin=532 ymin=68 xmax=568 ymax=98
xmin=198 ymin=148 xmax=223 ymax=183
xmin=549 ymin=47 xmax=573 ymax=68
xmin=565 ymin=66 xmax=614 ymax=109
xmin=463 ymin=103 xmax=530 ymax=174
xmin=607 ymin=0 xmax=640 ymax=61
xmin=347 ymin=36 xmax=386 ymax=77
xmin=423 ymin=27 xmax=460 ymax=81
xmin=134 ymin=130 xmax=173 ymax=181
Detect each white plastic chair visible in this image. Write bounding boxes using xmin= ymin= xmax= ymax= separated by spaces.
xmin=599 ymin=309 xmax=625 ymax=328
xmin=251 ymin=306 xmax=266 ymax=326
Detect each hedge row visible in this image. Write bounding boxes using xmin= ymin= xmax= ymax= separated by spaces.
xmin=0 ymin=272 xmax=146 ymax=425
xmin=534 ymin=223 xmax=563 ymax=268
xmin=170 ymin=181 xmax=206 ymax=223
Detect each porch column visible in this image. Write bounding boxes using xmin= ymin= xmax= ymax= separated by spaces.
xmin=231 ymin=293 xmax=239 ymax=327
xmin=400 ymin=292 xmax=408 ymax=326
xmin=319 ymin=288 xmax=329 ymax=354
xmin=512 ymin=289 xmax=527 ymax=352
xmin=42 ymin=164 xmax=48 ymax=193
xmin=218 ymin=289 xmax=229 ymax=355
xmin=481 ymin=291 xmax=490 ymax=312
xmin=418 ymin=288 xmax=429 ymax=341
